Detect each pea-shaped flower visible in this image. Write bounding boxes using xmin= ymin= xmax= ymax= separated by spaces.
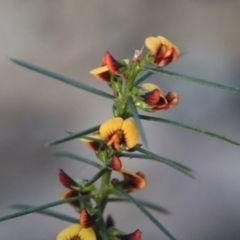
xmin=57 ymin=224 xmax=96 ymax=240
xmin=119 ymin=168 xmax=146 ymax=192
xmin=145 ymin=36 xmax=180 ymax=66
xmin=80 ymin=132 xmax=102 ymax=151
xmin=90 ymin=52 xmax=128 ymax=82
xmin=99 ymin=117 xmax=139 ymax=150
xmin=140 ymin=83 xmax=179 ymax=112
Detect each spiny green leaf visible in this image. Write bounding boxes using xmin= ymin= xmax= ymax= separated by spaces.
xmin=84 ymin=168 xmax=109 ymax=187
xmin=53 ymin=151 xmax=102 ymax=169
xmin=144 ymin=66 xmax=240 ymax=94
xmin=0 ymin=195 xmax=93 ymax=222
xmin=11 ymin=204 xmax=78 ymax=223
xmin=139 ymin=114 xmax=240 ymax=146
xmin=46 ymin=125 xmax=100 ymax=146
xmin=135 ymin=71 xmax=153 ymax=85
xmin=108 ymin=198 xmax=170 ymax=214
xmin=134 ymin=146 xmax=195 ymax=178
xmin=129 ymin=97 xmax=148 ymax=148
xmin=114 ymin=188 xmax=177 ymax=240
xmin=10 ymin=58 xmax=115 ymax=100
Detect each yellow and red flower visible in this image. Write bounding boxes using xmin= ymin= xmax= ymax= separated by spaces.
xmin=99 ymin=117 xmax=139 ymax=151
xmin=57 ymin=224 xmax=96 ymax=240
xmin=60 ymin=189 xmax=81 ymax=209
xmin=90 ymin=52 xmax=129 ymax=82
xmin=145 ymin=36 xmax=180 ymax=66
xmin=119 ymin=168 xmax=146 ymax=192
xmin=140 ymin=83 xmax=179 ymax=111
xmin=80 ymin=132 xmax=102 ymax=151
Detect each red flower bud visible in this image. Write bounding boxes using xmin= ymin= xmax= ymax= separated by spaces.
xmin=80 ymin=208 xmax=97 ymax=228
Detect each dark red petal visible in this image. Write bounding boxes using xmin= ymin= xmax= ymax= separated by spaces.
xmin=142 ymin=89 xmax=161 ymax=105
xmin=58 ymin=169 xmax=78 ymax=189
xmin=101 ymin=54 xmax=107 ymax=66
xmin=95 ymin=72 xmax=111 ymax=82
xmin=122 ymin=171 xmax=146 ymax=192
xmin=105 ymin=51 xmax=123 ymax=73
xmin=155 ymin=45 xmax=175 ymax=66
xmin=164 ymin=91 xmax=179 ymax=109
xmin=80 ymin=208 xmax=97 ymax=228
xmin=117 ymin=229 xmax=142 ymax=240
xmin=61 ymin=190 xmax=80 ymax=209
xmin=86 ymin=141 xmax=100 ymax=151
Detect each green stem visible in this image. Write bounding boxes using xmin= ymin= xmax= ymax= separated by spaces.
xmin=97 ymin=169 xmax=112 ymax=212
xmin=94 ymin=169 xmax=112 ymax=240
xmin=115 ymin=62 xmax=142 ymax=118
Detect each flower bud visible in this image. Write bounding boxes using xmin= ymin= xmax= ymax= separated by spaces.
xmin=80 ymin=208 xmax=97 ymax=228
xmin=108 ymin=155 xmax=122 ymax=171
xmin=139 ymin=83 xmax=179 ymax=112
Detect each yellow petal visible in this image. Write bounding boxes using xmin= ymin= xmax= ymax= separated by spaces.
xmin=156 ymin=36 xmax=180 ymax=56
xmin=60 ymin=190 xmax=80 ymax=208
xmin=121 ymin=119 xmax=139 ymax=149
xmin=156 ymin=36 xmax=171 ymax=45
xmin=57 ymin=224 xmax=96 ymax=240
xmin=145 ymin=36 xmax=180 ymax=58
xmin=142 ymin=83 xmax=162 ymax=92
xmin=99 ymin=117 xmax=124 ymax=140
xmin=145 ymin=36 xmax=161 ymax=54
xmin=90 ymin=65 xmax=109 ymax=75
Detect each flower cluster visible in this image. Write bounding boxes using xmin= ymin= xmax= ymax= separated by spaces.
xmin=90 ymin=35 xmax=180 ymax=113
xmin=4 ymin=30 xmax=239 ymax=240
xmin=57 ymin=35 xmax=180 ymax=239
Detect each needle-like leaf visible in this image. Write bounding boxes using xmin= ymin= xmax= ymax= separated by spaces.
xmin=129 ymin=97 xmax=148 ymax=148
xmin=53 ymin=151 xmax=102 ymax=169
xmin=84 ymin=168 xmax=109 ymax=187
xmin=119 ymin=152 xmax=192 ymax=173
xmin=11 ymin=204 xmax=78 ymax=223
xmin=135 ymin=71 xmax=153 ymax=85
xmin=144 ymin=66 xmax=240 ymax=94
xmin=114 ymin=188 xmax=177 ymax=240
xmin=10 ymin=58 xmax=115 ymax=100
xmin=81 ymin=136 xmax=107 ymax=143
xmin=134 ymin=146 xmax=194 ymax=178
xmin=108 ymin=198 xmax=170 ymax=214
xmin=0 ymin=195 xmax=93 ymax=222
xmin=139 ymin=114 xmax=240 ymax=146
xmin=46 ymin=125 xmax=100 ymax=146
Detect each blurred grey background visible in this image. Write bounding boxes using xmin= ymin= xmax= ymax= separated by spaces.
xmin=1 ymin=1 xmax=240 ymax=239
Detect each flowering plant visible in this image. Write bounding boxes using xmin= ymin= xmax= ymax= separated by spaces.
xmin=1 ymin=35 xmax=240 ymax=240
